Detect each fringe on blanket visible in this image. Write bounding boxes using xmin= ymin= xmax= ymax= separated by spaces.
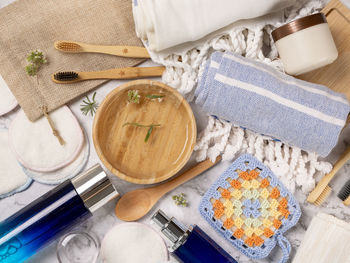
xmin=148 ymin=0 xmax=332 ymax=194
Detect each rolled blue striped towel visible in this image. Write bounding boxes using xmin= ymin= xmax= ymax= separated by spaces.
xmin=195 ymin=51 xmax=350 ymax=157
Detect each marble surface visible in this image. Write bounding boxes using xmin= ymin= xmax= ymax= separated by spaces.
xmin=0 ymin=0 xmax=350 ymax=262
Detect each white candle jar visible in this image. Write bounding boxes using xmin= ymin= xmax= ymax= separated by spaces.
xmin=272 ymin=13 xmax=338 ymax=76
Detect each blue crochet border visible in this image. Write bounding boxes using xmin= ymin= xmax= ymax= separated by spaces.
xmin=199 ymin=154 xmax=301 ymax=260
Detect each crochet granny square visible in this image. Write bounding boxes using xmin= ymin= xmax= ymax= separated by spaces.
xmin=199 ymin=154 xmax=301 ymax=263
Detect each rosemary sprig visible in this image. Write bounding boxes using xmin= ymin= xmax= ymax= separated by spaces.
xmin=128 ymin=90 xmax=140 ymax=104
xmin=123 ymin=122 xmax=161 ymax=142
xmin=80 ymin=92 xmax=98 ymax=116
xmin=146 ymin=94 xmax=165 ymax=99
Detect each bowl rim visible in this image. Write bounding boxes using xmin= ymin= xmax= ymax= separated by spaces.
xmin=92 ymin=79 xmax=197 ymax=184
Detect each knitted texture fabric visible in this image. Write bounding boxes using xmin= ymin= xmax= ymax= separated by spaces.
xmin=145 ymin=0 xmax=333 ymax=194
xmin=195 ymin=51 xmax=350 ymax=157
xmin=199 ymin=154 xmax=301 ymax=263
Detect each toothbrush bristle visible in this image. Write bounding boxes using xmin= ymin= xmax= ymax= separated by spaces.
xmin=314 ymin=185 xmax=332 ymax=206
xmin=54 ymin=71 xmax=79 ymax=81
xmin=338 ymin=180 xmax=350 ymax=201
xmin=55 ymin=41 xmax=82 ymax=52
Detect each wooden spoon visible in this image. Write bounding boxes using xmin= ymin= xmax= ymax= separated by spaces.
xmin=115 ymin=156 xmax=222 ymax=221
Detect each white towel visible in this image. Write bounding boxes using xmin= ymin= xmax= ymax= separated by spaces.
xmin=133 ymin=0 xmax=296 ymax=51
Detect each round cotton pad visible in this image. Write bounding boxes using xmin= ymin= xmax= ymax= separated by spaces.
xmin=9 ymin=106 xmax=84 ymax=172
xmin=0 ymin=75 xmax=17 ymax=116
xmin=22 ymin=134 xmax=89 ymax=185
xmin=0 ymin=128 xmax=31 ymax=198
xmin=101 ymin=223 xmax=168 ymax=263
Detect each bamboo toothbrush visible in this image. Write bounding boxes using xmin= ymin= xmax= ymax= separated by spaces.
xmin=52 ymin=66 xmax=165 ymax=84
xmin=54 ymin=40 xmax=150 ymax=58
xmin=338 ymin=179 xmax=350 ymax=206
xmin=307 ymin=145 xmax=350 ymax=205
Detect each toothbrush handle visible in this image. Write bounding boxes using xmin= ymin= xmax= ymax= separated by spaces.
xmin=327 ymin=146 xmax=350 ymax=180
xmin=80 ymin=66 xmax=165 ymax=80
xmin=87 ymin=45 xmax=151 ymax=58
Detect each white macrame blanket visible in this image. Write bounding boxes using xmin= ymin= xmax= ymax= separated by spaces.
xmin=146 ymin=0 xmax=332 ymax=194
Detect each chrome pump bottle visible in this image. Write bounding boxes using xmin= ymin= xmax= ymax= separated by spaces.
xmin=152 ymin=210 xmax=238 ymax=263
xmin=0 ymin=164 xmax=118 ymax=263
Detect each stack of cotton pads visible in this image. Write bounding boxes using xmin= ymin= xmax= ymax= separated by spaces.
xmin=101 ymin=223 xmax=168 ymax=263
xmin=0 ymin=75 xmax=17 ymax=116
xmin=0 ymin=127 xmax=31 ymax=198
xmin=8 ymin=106 xmax=89 ymax=185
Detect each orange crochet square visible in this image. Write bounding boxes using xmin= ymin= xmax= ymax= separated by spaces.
xmin=279 ymin=197 xmax=288 ymax=208
xmin=245 ymin=237 xmax=254 ymax=247
xmin=273 ymin=219 xmax=282 ymax=229
xmin=239 ymin=171 xmax=250 ymax=180
xmin=213 ymin=200 xmax=224 ymax=210
xmin=223 ymin=218 xmax=234 ymax=229
xmin=249 ymin=170 xmax=259 ymax=179
xmin=221 ymin=189 xmax=231 ymax=199
xmin=270 ymin=187 xmax=280 ymax=199
xmin=260 ymin=178 xmax=270 ymax=188
xmin=233 ymin=229 xmax=244 ymax=239
xmin=264 ymin=228 xmax=274 ymax=238
xmin=214 ymin=208 xmax=224 ymax=219
xmin=280 ymin=208 xmax=290 ymax=219
xmin=230 ymin=179 xmax=241 ymax=189
xmin=253 ymin=235 xmax=264 ymax=247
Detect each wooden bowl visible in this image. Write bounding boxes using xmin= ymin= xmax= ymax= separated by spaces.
xmin=93 ymin=80 xmax=196 ymax=184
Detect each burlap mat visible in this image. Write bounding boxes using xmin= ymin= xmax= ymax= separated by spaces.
xmin=0 ymin=0 xmax=144 ymax=121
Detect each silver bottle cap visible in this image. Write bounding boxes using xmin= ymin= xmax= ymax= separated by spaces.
xmin=72 ymin=164 xmax=119 ymax=213
xmin=152 ymin=210 xmax=189 ymax=251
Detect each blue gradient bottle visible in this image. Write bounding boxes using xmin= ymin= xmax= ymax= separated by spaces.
xmin=0 ymin=164 xmax=118 ymax=263
xmin=152 ymin=210 xmax=237 ymax=263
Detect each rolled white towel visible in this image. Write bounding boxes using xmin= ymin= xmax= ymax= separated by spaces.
xmin=133 ymin=0 xmax=296 ymax=51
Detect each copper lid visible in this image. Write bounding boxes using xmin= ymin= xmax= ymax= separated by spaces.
xmin=272 ymin=13 xmax=327 ymax=42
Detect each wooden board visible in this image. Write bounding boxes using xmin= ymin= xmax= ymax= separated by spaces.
xmin=92 ymin=80 xmax=196 ymax=184
xmin=298 ymin=0 xmax=350 ymax=124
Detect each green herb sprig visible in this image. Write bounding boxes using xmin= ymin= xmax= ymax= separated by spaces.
xmin=128 ymin=90 xmax=140 ymax=104
xmin=172 ymin=193 xmax=188 ymax=207
xmin=80 ymin=92 xmax=98 ymax=116
xmin=146 ymin=94 xmax=165 ymax=100
xmin=25 ymin=50 xmax=47 ymax=77
xmin=123 ymin=122 xmax=161 ymax=142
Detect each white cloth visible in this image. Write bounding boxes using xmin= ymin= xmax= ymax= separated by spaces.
xmin=0 ymin=128 xmax=31 ymax=197
xmin=133 ymin=0 xmax=296 ymax=51
xmin=101 ymin=223 xmax=168 ymax=263
xmin=0 ymin=74 xmax=17 ymax=116
xmin=22 ymin=133 xmax=89 ymax=184
xmin=9 ymin=106 xmax=84 ymax=172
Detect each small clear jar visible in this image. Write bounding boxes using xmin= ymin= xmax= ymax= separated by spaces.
xmin=272 ymin=13 xmax=338 ymax=76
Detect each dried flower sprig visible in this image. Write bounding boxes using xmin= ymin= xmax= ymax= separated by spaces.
xmin=80 ymin=92 xmax=98 ymax=116
xmin=24 ymin=50 xmax=64 ymax=145
xmin=128 ymin=90 xmax=140 ymax=104
xmin=172 ymin=193 xmax=188 ymax=207
xmin=25 ymin=50 xmax=47 ymax=77
xmin=123 ymin=122 xmax=161 ymax=142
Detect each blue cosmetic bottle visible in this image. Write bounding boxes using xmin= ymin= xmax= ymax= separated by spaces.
xmin=0 ymin=164 xmax=118 ymax=263
xmin=152 ymin=210 xmax=237 ymax=263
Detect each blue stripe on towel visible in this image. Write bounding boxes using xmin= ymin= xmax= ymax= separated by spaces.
xmin=195 ymin=51 xmax=350 ymax=156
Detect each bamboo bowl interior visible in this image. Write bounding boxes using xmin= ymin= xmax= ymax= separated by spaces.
xmin=93 ymin=80 xmax=196 ymax=184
